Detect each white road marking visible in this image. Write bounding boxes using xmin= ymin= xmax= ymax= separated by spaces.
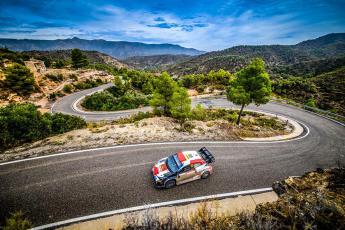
xmin=31 ymin=187 xmax=273 ymax=230
xmin=0 ymin=122 xmax=309 ymax=167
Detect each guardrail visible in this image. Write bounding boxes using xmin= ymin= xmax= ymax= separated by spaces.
xmin=273 ymin=98 xmax=345 ymax=125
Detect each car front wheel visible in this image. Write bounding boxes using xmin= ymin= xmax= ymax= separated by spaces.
xmin=165 ymin=180 xmax=176 ymax=189
xmin=201 ymin=171 xmax=210 ymax=179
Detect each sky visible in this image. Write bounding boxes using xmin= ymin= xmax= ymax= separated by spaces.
xmin=1 ymin=0 xmax=345 ymax=51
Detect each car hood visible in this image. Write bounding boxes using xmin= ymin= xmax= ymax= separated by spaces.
xmin=152 ymin=157 xmax=172 ymax=178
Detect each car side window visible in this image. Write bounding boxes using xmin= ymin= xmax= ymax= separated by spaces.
xmin=181 ymin=165 xmax=191 ymax=173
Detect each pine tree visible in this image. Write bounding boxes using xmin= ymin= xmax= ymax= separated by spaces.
xmin=227 ymin=58 xmax=271 ymax=125
xmin=71 ymin=49 xmax=88 ymax=68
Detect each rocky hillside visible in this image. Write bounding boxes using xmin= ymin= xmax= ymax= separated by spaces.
xmin=21 ymin=50 xmax=127 ymax=69
xmin=168 ymin=33 xmax=345 ymax=76
xmin=0 ymin=48 xmax=114 ymax=111
xmin=123 ymin=54 xmax=191 ymax=70
xmin=311 ymin=67 xmax=345 ymax=114
xmin=0 ymin=37 xmax=204 ymax=59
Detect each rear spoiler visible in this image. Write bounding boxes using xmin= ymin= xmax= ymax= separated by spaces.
xmin=198 ymin=147 xmax=215 ymax=163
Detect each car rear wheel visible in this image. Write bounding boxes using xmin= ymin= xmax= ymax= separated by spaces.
xmin=165 ymin=180 xmax=176 ymax=189
xmin=201 ymin=171 xmax=210 ymax=179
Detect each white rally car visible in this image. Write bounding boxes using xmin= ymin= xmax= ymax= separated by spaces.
xmin=151 ymin=147 xmax=215 ymax=189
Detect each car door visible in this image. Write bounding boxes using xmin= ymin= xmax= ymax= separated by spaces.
xmin=176 ymin=165 xmax=196 ymax=185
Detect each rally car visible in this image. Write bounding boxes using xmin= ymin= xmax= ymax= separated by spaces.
xmin=151 ymin=147 xmax=215 ymax=189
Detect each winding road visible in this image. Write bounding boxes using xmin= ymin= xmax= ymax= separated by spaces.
xmin=0 ymin=85 xmax=344 ymax=227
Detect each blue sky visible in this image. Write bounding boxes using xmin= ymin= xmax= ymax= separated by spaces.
xmin=1 ymin=0 xmax=345 ymax=51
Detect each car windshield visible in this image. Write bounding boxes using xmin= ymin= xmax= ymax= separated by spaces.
xmin=166 ymin=154 xmax=182 ymax=173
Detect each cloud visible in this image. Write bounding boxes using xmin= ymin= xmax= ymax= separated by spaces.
xmin=154 ymin=17 xmax=165 ymax=22
xmin=0 ymin=0 xmax=344 ymax=51
xmin=148 ymin=23 xmax=179 ymax=29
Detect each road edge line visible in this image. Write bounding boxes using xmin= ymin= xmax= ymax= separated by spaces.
xmin=31 ymin=187 xmax=272 ymax=230
xmin=0 ymin=123 xmax=309 ymax=166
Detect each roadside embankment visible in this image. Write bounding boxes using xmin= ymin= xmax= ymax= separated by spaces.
xmin=59 ymin=191 xmax=278 ymax=230
xmin=1 ymin=108 xmax=299 ymax=163
xmin=57 ymin=168 xmax=345 ymax=230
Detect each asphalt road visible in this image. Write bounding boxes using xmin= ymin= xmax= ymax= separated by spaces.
xmin=1 ymin=85 xmax=344 ymax=227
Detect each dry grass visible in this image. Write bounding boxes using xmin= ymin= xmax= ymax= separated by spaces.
xmin=118 ymin=168 xmax=345 ymax=230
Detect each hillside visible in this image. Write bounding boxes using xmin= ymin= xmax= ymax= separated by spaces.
xmin=169 ymin=33 xmax=345 ymax=76
xmin=21 ymin=50 xmax=127 ymax=69
xmin=311 ymin=67 xmax=345 ymax=114
xmin=0 ymin=37 xmax=204 ymax=59
xmin=0 ymin=48 xmax=115 ymax=111
xmin=272 ymin=67 xmax=345 ymax=115
xmin=123 ymin=54 xmax=191 ymax=70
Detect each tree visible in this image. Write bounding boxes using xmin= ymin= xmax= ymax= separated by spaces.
xmin=207 ymin=69 xmax=233 ymax=85
xmin=227 ymin=58 xmax=271 ymax=125
xmin=169 ymin=87 xmax=191 ymax=126
xmin=107 ymin=76 xmax=126 ymax=97
xmin=4 ymin=63 xmax=36 ymax=95
xmin=71 ymin=48 xmax=88 ymax=68
xmin=150 ymin=72 xmax=178 ymax=115
xmin=0 ymin=103 xmax=86 ymax=151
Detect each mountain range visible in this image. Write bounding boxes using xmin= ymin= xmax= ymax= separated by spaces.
xmin=0 ymin=37 xmax=204 ymax=59
xmin=123 ymin=54 xmax=191 ymax=70
xmin=168 ymin=33 xmax=345 ymax=76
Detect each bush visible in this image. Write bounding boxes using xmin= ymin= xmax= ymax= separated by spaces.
xmin=45 ymin=73 xmax=64 ymax=82
xmin=81 ymin=91 xmax=150 ymax=111
xmin=190 ymin=104 xmax=208 ymax=121
xmin=63 ymin=84 xmax=73 ymax=93
xmin=4 ymin=63 xmax=36 ymax=96
xmin=53 ymin=60 xmax=66 ymax=68
xmin=305 ymin=98 xmax=317 ymax=107
xmin=113 ymin=112 xmax=155 ymax=125
xmin=0 ymin=103 xmax=86 ymax=151
xmin=69 ymin=74 xmax=78 ymax=81
xmin=48 ymin=93 xmax=57 ymax=101
xmin=3 ymin=211 xmax=32 ymax=230
xmin=73 ymin=79 xmax=103 ymax=90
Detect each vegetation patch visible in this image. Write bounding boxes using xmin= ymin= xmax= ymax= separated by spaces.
xmin=120 ymin=168 xmax=345 ymax=230
xmin=1 ymin=108 xmax=292 ymax=162
xmin=0 ymin=103 xmax=86 ymax=151
xmin=3 ymin=63 xmax=37 ymax=96
xmin=81 ymin=76 xmax=151 ymax=111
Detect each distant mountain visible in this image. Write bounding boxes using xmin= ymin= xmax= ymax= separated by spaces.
xmin=123 ymin=54 xmax=192 ymax=70
xmin=21 ymin=50 xmax=127 ymax=68
xmin=0 ymin=37 xmax=204 ymax=59
xmin=168 ymin=33 xmax=345 ymax=76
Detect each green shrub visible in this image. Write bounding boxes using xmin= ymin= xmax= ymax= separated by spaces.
xmin=63 ymin=84 xmax=73 ymax=93
xmin=224 ymin=112 xmax=238 ymax=122
xmin=305 ymin=98 xmax=317 ymax=107
xmin=0 ymin=48 xmax=28 ymax=65
xmin=53 ymin=60 xmax=66 ymax=68
xmin=4 ymin=63 xmax=36 ymax=96
xmin=82 ymin=91 xmax=150 ymax=111
xmin=45 ymin=73 xmax=64 ymax=82
xmin=190 ymin=104 xmax=208 ymax=121
xmin=73 ymin=79 xmax=103 ymax=90
xmin=0 ymin=103 xmax=86 ymax=151
xmin=48 ymin=93 xmax=57 ymax=101
xmin=3 ymin=211 xmax=32 ymax=230
xmin=69 ymin=73 xmax=78 ymax=81
xmin=113 ymin=112 xmax=155 ymax=125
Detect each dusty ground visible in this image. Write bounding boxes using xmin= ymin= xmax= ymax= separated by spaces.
xmin=60 ymin=191 xmax=278 ymax=230
xmin=1 ymin=116 xmax=292 ymax=162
